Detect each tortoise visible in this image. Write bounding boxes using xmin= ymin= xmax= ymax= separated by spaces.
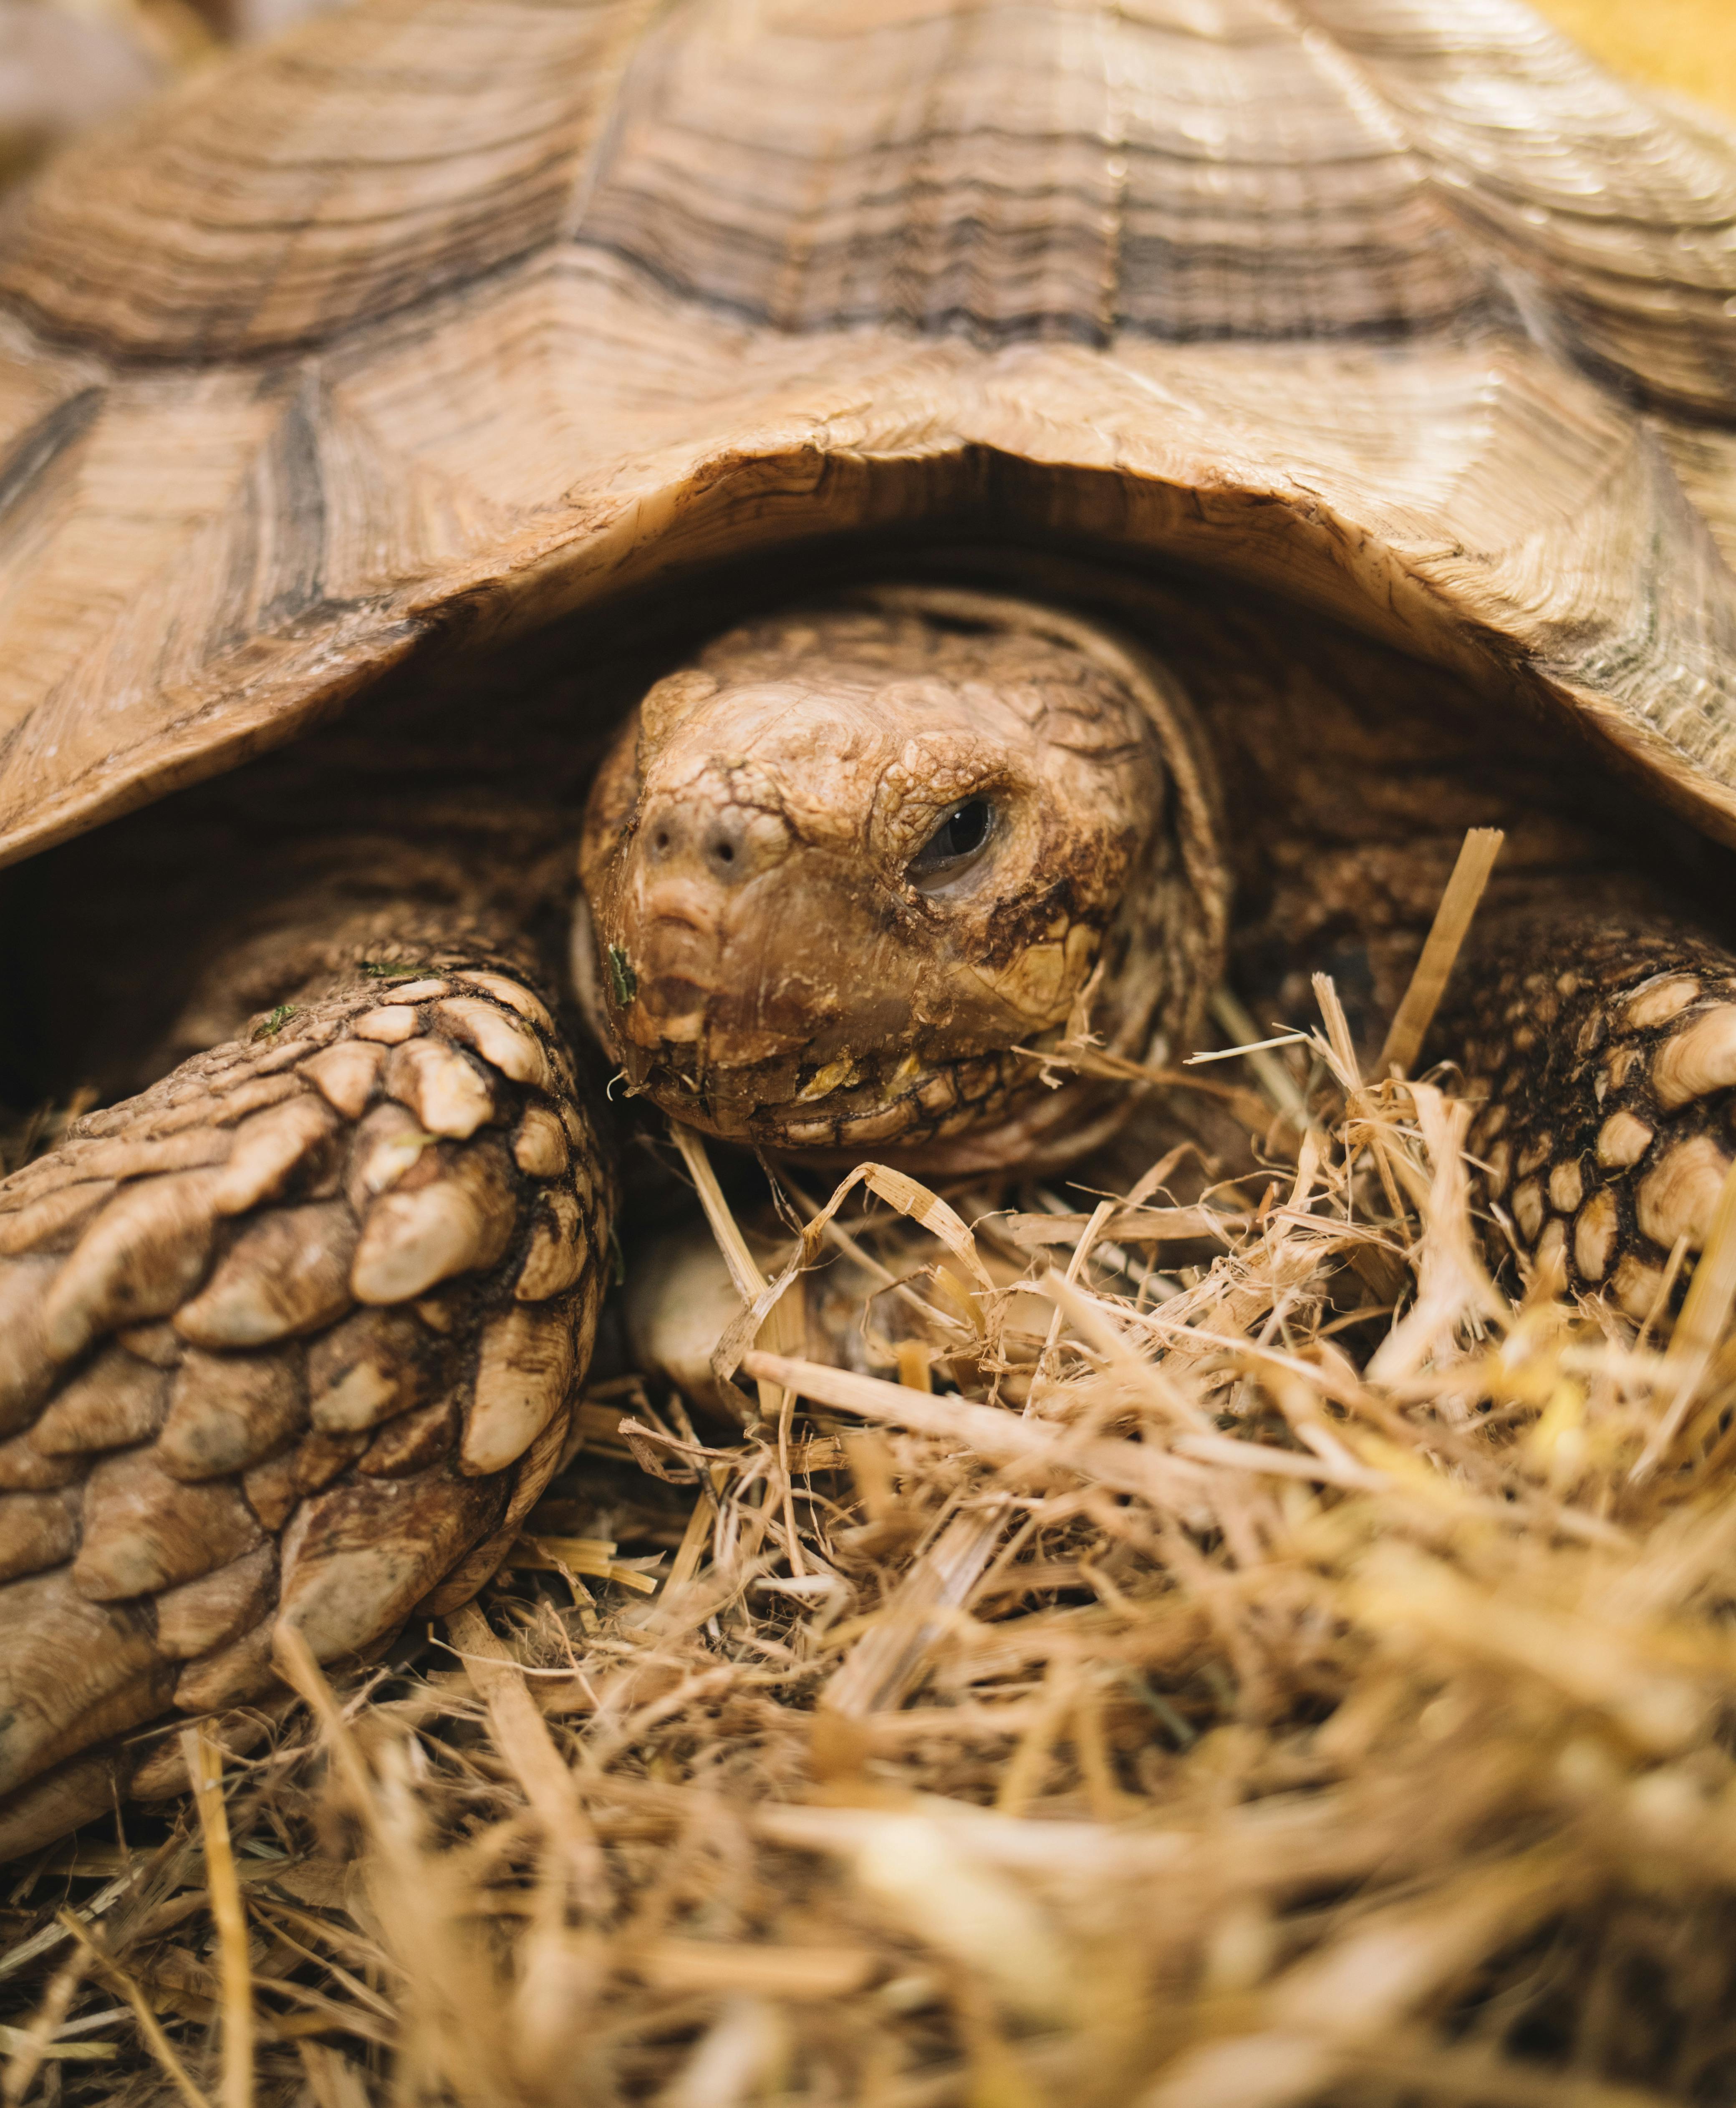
xmin=0 ymin=0 xmax=1733 ymax=1852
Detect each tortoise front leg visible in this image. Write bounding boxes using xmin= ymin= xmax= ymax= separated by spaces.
xmin=1435 ymin=902 xmax=1736 ymax=1317
xmin=0 ymin=887 xmax=611 ymax=1848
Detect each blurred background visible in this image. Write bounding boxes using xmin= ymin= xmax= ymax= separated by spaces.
xmin=0 ymin=0 xmax=1726 ymax=199
xmin=0 ymin=0 xmax=342 ymax=189
xmin=1541 ymin=0 xmax=1736 ymax=113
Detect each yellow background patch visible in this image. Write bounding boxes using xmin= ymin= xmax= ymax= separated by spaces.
xmin=1536 ymin=0 xmax=1736 ymax=118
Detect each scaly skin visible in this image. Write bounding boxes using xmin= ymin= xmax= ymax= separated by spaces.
xmin=1438 ymin=905 xmax=1736 ymax=1315
xmin=0 ymin=904 xmax=611 ymax=1852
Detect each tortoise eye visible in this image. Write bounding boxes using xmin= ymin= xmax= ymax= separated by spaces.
xmin=909 ymin=797 xmax=994 ymax=889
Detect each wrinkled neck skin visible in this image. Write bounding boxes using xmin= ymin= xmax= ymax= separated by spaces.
xmin=574 ymin=585 xmax=1229 ymax=1174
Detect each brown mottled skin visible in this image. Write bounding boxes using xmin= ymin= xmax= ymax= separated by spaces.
xmin=0 ymin=569 xmax=1728 ymax=1851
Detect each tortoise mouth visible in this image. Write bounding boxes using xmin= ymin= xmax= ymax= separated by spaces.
xmin=641 ymin=973 xmax=711 ymax=1024
xmin=611 ymin=1033 xmax=1125 ymax=1174
xmin=572 ymin=889 xmax=1130 ymax=1170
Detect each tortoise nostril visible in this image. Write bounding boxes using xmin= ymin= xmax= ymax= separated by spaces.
xmin=702 ymin=822 xmax=750 ymax=881
xmin=638 ymin=798 xmax=787 ymax=888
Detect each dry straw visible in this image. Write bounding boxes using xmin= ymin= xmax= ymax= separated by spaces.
xmin=6 ymin=835 xmax=1736 ymax=2105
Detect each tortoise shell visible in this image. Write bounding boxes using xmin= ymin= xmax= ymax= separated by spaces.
xmin=0 ymin=0 xmax=1732 ymax=862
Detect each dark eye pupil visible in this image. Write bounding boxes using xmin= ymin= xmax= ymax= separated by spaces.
xmin=939 ymin=798 xmax=989 ymax=857
xmin=911 ymin=797 xmax=994 ymax=883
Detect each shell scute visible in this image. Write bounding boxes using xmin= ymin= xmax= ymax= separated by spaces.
xmin=0 ymin=0 xmax=1727 ymax=856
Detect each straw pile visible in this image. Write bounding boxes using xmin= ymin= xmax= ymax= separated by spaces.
xmin=4 ymin=842 xmax=1736 ymax=2108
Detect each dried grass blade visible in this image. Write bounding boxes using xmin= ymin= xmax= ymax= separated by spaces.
xmin=712 ymin=1157 xmax=992 ymax=1401
xmin=1138 ymin=1227 xmax=1359 ymax=1371
xmin=1034 ymin=1039 xmax=1274 ymax=1130
xmin=507 ymin=1547 xmax=658 ymax=1592
xmin=1365 ymin=1084 xmax=1502 ymax=1384
xmin=670 ymin=1119 xmax=805 ymax=1564
xmin=1206 ymin=986 xmax=1317 ymax=1128
xmin=1040 ymin=1269 xmax=1211 ymax=1430
xmin=1377 ymin=827 xmax=1506 ymax=1078
xmin=245 ymin=1904 xmax=395 ymax=2022
xmin=669 ymin=1118 xmax=767 ymax=1303
xmin=1312 ymin=973 xmax=1363 ymax=1094
xmin=1185 ymin=1030 xmax=1310 ymax=1065
xmin=854 ymin=1163 xmax=994 ymax=1289
xmin=445 ymin=1603 xmax=606 ymax=1904
xmin=270 ymin=1628 xmax=376 ymax=1821
xmin=742 ymin=1349 xmax=1174 ymax=1503
xmin=1030 ymin=1198 xmax=1118 ymax=1399
xmin=823 ymin=1502 xmax=1011 ymax=1719
xmin=1170 ymin=1429 xmax=1382 ymax=1489
xmin=294 ymin=2043 xmax=371 ymax=2108
xmin=181 ymin=1725 xmax=252 ymax=2108
xmin=661 ymin=1493 xmax=715 ymax=1600
xmin=1 ymin=1946 xmax=91 ymax=2105
xmin=745 ymin=1349 xmax=1363 ymax=1500
xmin=1004 ymin=1205 xmax=1242 ymax=1248
xmin=0 ymin=1868 xmax=142 ymax=1983
xmin=0 ymin=2027 xmax=111 ymax=2066
xmin=55 ymin=1913 xmax=211 ymax=2108
xmin=635 ymin=1938 xmax=876 ymax=2000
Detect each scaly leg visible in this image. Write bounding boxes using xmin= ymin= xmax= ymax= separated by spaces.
xmin=1437 ymin=898 xmax=1736 ymax=1318
xmin=0 ymin=875 xmax=611 ymax=1847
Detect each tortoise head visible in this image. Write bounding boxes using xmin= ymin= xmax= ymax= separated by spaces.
xmin=575 ymin=586 xmax=1229 ymax=1170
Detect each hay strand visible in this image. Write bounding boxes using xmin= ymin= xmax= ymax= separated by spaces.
xmin=1378 ymin=826 xmax=1506 ymax=1077
xmin=54 ymin=1915 xmax=210 ymax=2108
xmin=181 ymin=1727 xmax=252 ymax=2108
